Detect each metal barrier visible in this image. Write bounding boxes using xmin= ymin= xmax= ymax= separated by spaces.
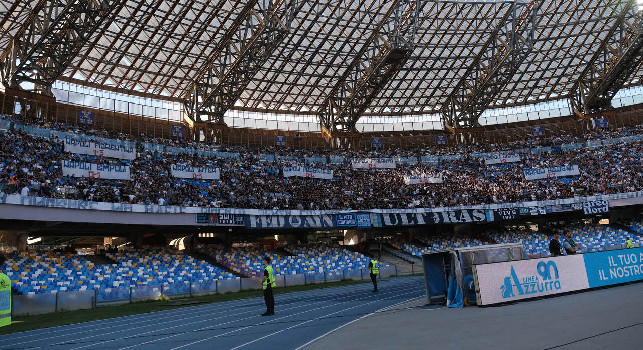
xmin=12 ymin=265 xmax=405 ymax=316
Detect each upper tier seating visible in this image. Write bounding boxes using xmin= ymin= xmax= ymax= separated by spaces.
xmin=1 ymin=116 xmax=641 ymax=211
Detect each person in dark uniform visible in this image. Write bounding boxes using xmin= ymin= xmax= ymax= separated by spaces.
xmin=368 ymin=258 xmax=379 ymax=292
xmin=549 ymin=233 xmax=563 ymax=256
xmin=562 ymin=231 xmax=580 ymax=255
xmin=261 ymin=257 xmax=275 ymax=316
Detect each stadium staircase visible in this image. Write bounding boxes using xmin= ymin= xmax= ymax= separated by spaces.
xmin=84 ymin=254 xmax=117 ymax=265
xmin=188 ymin=251 xmax=243 ymax=277
xmin=271 ymin=247 xmax=296 ymax=256
xmin=374 ymin=244 xmax=421 ymax=275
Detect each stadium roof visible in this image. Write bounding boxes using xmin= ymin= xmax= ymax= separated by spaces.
xmin=1 ymin=0 xmax=641 ymax=117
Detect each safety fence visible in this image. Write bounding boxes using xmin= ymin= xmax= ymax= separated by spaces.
xmin=11 ymin=265 xmax=403 ymax=316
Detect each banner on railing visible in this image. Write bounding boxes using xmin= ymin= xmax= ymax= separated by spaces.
xmin=524 ymin=165 xmax=580 ymax=180
xmin=334 ymin=213 xmax=372 ymax=228
xmin=395 ymin=157 xmax=418 ymax=165
xmin=372 ymin=137 xmax=383 ymax=148
xmin=304 ymin=157 xmax=326 ymax=164
xmin=283 ymin=166 xmax=333 ymax=180
xmin=351 ymin=158 xmax=396 ymax=169
xmin=195 ymin=213 xmax=245 ymax=225
xmin=483 ymin=153 xmax=521 ymax=165
xmin=171 ymin=164 xmax=220 ymax=180
xmin=64 ymin=137 xmax=136 ymax=160
xmin=62 ymin=160 xmax=131 ymax=180
xmin=275 ymin=135 xmax=286 ymax=146
xmin=583 ymin=200 xmax=609 ymax=215
xmin=378 ymin=209 xmax=487 ymax=227
xmin=489 ymin=207 xmax=520 ymax=221
xmin=403 ymin=174 xmax=443 ymax=185
xmin=329 ymin=156 xmax=345 ymax=164
xmin=246 ymin=215 xmax=335 ymax=229
xmin=1 ymin=191 xmax=641 ymax=217
xmin=437 ymin=135 xmax=447 ymax=145
xmin=78 ymin=110 xmax=94 ymax=125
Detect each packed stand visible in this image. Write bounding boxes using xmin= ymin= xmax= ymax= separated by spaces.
xmin=1 ymin=113 xmax=642 ymax=210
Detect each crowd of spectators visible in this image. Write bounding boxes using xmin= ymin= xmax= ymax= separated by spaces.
xmin=1 ymin=113 xmax=641 ymax=210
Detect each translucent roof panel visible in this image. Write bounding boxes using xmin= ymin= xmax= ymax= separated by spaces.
xmin=2 ymin=0 xmax=641 ymax=118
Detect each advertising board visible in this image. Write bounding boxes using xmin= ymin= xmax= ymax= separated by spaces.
xmin=474 ymin=248 xmax=643 ymax=305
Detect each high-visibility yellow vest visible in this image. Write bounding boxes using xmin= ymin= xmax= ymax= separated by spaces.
xmin=263 ymin=265 xmax=276 ymax=290
xmin=370 ymin=260 xmax=379 ymax=274
xmin=626 ymin=240 xmax=634 ymax=249
xmin=0 ymin=273 xmax=11 ymax=327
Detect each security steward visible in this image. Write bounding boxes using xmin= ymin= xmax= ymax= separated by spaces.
xmin=368 ymin=258 xmax=379 ymax=292
xmin=626 ymin=237 xmax=634 ymax=249
xmin=0 ymin=255 xmax=11 ymax=327
xmin=261 ymin=257 xmax=275 ymax=316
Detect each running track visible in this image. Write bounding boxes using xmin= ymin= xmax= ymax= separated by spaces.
xmin=0 ymin=276 xmax=425 ymax=350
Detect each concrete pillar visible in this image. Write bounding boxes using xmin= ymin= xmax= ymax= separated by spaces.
xmin=0 ymin=230 xmax=28 ymax=251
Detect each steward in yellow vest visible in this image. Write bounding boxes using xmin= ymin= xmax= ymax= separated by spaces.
xmin=261 ymin=257 xmax=275 ymax=316
xmin=369 ymin=259 xmax=379 ymax=292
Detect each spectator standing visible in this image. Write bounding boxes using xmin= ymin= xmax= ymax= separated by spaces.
xmin=549 ymin=233 xmax=563 ymax=256
xmin=20 ymin=184 xmax=29 ymax=197
xmin=562 ymin=231 xmax=580 ymax=255
xmin=626 ymin=237 xmax=634 ymax=249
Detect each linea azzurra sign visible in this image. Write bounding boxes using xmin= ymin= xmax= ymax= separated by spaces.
xmin=475 ymin=247 xmax=643 ymax=305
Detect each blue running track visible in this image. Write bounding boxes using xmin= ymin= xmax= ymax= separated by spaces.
xmin=0 ymin=276 xmax=425 ymax=350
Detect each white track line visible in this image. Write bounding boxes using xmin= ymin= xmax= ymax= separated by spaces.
xmin=3 ymin=280 xmax=389 ymax=348
xmin=66 ymin=280 xmax=420 ymax=350
xmin=293 ymin=296 xmax=426 ymax=350
xmin=152 ymin=284 xmax=419 ymax=350
xmin=229 ymin=293 xmax=424 ymax=350
xmin=4 ymin=279 xmax=378 ymax=342
xmin=171 ymin=289 xmax=422 ymax=350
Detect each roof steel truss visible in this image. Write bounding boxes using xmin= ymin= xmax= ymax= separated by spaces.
xmin=319 ymin=0 xmax=420 ymax=132
xmin=184 ymin=0 xmax=300 ymax=124
xmin=0 ymin=0 xmax=114 ymax=95
xmin=440 ymin=0 xmax=540 ymax=130
xmin=571 ymin=0 xmax=642 ymax=116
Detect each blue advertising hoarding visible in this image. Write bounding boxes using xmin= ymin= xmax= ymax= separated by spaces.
xmin=475 ymin=247 xmax=643 ymax=305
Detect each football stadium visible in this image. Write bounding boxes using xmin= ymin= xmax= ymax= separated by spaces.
xmin=0 ymin=0 xmax=642 ymax=349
